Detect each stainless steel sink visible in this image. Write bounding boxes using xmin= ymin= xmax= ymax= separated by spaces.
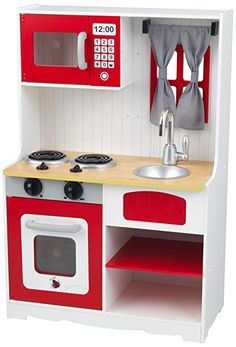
xmin=133 ymin=165 xmax=190 ymax=180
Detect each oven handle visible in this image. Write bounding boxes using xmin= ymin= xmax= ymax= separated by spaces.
xmin=25 ymin=221 xmax=81 ymax=234
xmin=77 ymin=32 xmax=88 ymax=70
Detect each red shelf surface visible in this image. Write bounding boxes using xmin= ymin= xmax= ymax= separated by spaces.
xmin=106 ymin=237 xmax=203 ymax=277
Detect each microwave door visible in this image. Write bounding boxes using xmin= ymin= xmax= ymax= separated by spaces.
xmin=21 ymin=14 xmax=90 ymax=84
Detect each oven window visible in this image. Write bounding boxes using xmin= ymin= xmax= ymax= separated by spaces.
xmin=34 ymin=236 xmax=76 ymax=277
xmin=34 ymin=32 xmax=78 ymax=67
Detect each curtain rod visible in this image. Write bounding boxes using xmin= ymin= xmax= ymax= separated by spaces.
xmin=142 ymin=19 xmax=219 ymax=36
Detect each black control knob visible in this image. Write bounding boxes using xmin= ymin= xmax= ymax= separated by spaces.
xmin=64 ymin=182 xmax=83 ymax=200
xmin=24 ymin=178 xmax=43 ymax=197
xmin=36 ymin=162 xmax=49 ymax=170
xmin=70 ymin=164 xmax=82 ymax=173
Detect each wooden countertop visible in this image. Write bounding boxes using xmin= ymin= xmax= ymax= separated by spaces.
xmin=3 ymin=151 xmax=214 ymax=192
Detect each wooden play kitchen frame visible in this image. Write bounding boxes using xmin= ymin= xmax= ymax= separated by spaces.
xmin=3 ymin=4 xmax=233 ymax=342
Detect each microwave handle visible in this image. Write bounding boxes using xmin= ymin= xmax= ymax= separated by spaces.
xmin=77 ymin=32 xmax=88 ymax=70
xmin=25 ymin=220 xmax=81 ymax=233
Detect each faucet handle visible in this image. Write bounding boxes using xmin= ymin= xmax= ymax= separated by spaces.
xmin=182 ymin=135 xmax=190 ymax=158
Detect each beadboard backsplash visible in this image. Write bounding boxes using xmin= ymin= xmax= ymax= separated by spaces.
xmin=22 ymin=17 xmax=218 ymax=161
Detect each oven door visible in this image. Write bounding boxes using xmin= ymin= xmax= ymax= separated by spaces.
xmin=21 ymin=214 xmax=88 ymax=294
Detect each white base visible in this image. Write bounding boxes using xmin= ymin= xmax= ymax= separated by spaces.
xmin=7 ymin=299 xmax=202 ymax=342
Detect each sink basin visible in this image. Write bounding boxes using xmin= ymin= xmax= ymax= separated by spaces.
xmin=133 ymin=165 xmax=190 ymax=180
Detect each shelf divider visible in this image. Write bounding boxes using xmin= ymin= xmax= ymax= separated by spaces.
xmin=106 ymin=236 xmax=203 ymax=277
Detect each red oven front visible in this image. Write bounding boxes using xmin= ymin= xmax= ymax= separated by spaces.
xmin=7 ymin=197 xmax=102 ymax=310
xmin=20 ymin=14 xmax=121 ymax=87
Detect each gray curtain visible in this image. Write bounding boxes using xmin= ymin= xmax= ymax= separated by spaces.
xmin=149 ymin=24 xmax=179 ymax=125
xmin=175 ymin=26 xmax=211 ymax=129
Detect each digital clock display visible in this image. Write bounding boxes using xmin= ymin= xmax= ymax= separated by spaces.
xmin=92 ymin=23 xmax=116 ymax=36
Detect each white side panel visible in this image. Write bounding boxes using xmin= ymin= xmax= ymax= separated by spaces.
xmin=3 ymin=176 xmax=10 ymax=305
xmin=201 ymin=10 xmax=233 ymax=342
xmin=20 ymin=87 xmax=41 ymax=156
xmin=17 ymin=12 xmax=40 ymax=157
xmin=19 ymin=17 xmax=217 ymax=160
xmin=103 ymin=188 xmax=133 ymax=310
xmin=104 ymin=268 xmax=132 ymax=311
xmin=104 ymin=185 xmax=207 ymax=235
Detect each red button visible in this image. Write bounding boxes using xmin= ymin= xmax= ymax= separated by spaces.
xmin=100 ymin=72 xmax=109 ymax=81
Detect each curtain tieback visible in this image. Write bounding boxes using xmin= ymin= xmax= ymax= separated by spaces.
xmin=191 ymin=70 xmax=199 ymax=83
xmin=159 ymin=67 xmax=167 ymax=80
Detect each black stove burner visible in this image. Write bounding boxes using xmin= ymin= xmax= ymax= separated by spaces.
xmin=75 ymin=154 xmax=113 ymax=165
xmin=28 ymin=150 xmax=66 ymax=162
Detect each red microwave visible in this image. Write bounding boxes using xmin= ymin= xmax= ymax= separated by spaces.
xmin=20 ymin=14 xmax=132 ymax=88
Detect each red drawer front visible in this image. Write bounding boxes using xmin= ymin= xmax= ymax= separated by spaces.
xmin=123 ymin=191 xmax=186 ymax=225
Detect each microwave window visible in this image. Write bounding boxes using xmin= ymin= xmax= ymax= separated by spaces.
xmin=34 ymin=235 xmax=76 ymax=277
xmin=34 ymin=32 xmax=78 ymax=67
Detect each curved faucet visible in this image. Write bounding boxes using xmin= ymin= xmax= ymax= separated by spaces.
xmin=159 ymin=109 xmax=190 ymax=165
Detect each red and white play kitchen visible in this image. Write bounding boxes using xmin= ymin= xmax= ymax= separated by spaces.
xmin=3 ymin=4 xmax=232 ymax=343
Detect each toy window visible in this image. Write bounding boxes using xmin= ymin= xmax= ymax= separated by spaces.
xmin=150 ymin=45 xmax=210 ymax=123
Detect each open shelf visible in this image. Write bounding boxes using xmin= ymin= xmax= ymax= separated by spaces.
xmin=108 ymin=281 xmax=201 ymax=324
xmin=106 ymin=236 xmax=203 ymax=277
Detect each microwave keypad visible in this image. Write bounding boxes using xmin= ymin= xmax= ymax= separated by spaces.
xmin=94 ymin=38 xmax=115 ymax=69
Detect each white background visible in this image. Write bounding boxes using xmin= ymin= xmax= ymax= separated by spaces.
xmin=0 ymin=0 xmax=235 ymax=346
